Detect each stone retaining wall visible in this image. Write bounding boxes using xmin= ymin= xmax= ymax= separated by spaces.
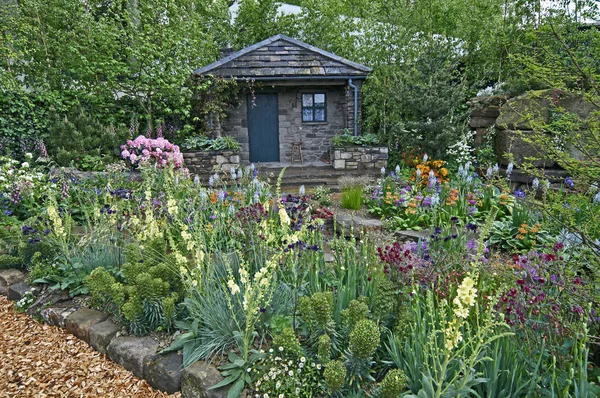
xmin=330 ymin=146 xmax=388 ymax=170
xmin=182 ymin=150 xmax=240 ymax=175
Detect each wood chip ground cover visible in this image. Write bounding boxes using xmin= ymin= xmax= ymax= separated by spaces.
xmin=0 ymin=296 xmax=181 ymax=397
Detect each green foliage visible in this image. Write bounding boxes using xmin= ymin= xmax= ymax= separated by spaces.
xmin=271 ymin=328 xmax=303 ymax=359
xmin=341 ymin=185 xmax=363 ymax=210
xmin=312 ymin=186 xmax=332 ymax=206
xmin=84 ymin=241 xmax=180 ymax=334
xmin=348 ymin=319 xmax=379 ymax=360
xmin=317 ymin=334 xmax=332 ymax=364
xmin=332 ymin=131 xmax=380 ymax=147
xmin=0 ymin=254 xmax=22 ymax=269
xmin=324 ymin=360 xmax=347 ymax=393
xmin=341 ymin=299 xmax=369 ymax=330
xmin=45 ymin=107 xmax=129 ymax=170
xmin=1 ymin=0 xmax=230 ymax=130
xmin=379 ymin=368 xmax=408 ymax=398
xmin=0 ymin=91 xmax=49 ymax=159
xmin=364 ymin=38 xmax=471 ymax=160
xmin=371 ymin=277 xmax=396 ymax=322
xmin=252 ymin=350 xmax=325 ymax=397
xmin=181 ymin=136 xmax=241 ymax=152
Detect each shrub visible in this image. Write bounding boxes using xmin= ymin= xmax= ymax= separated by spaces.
xmin=45 ymin=107 xmax=128 ymax=170
xmin=379 ymin=369 xmax=408 ymax=398
xmin=120 ymin=135 xmax=184 ymax=169
xmin=181 ymin=135 xmax=240 ymax=151
xmin=332 ymin=130 xmax=380 ymax=147
xmin=0 ymin=254 xmax=22 ymax=269
xmin=324 ymin=360 xmax=347 ymax=393
xmin=348 ymin=319 xmax=380 ymax=360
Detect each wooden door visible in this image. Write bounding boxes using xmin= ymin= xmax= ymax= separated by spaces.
xmin=247 ymin=94 xmax=279 ymax=163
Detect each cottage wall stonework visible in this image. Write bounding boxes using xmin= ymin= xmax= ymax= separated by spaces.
xmin=221 ymin=84 xmax=356 ymax=163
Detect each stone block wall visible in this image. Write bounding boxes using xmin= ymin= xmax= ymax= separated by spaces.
xmin=278 ymin=87 xmax=346 ymax=163
xmin=182 ymin=150 xmax=240 ymax=175
xmin=331 ymin=146 xmax=388 ymax=170
xmin=220 ymin=82 xmax=362 ymax=163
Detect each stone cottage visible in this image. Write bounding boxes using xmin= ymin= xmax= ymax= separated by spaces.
xmin=193 ymin=34 xmax=372 ymax=163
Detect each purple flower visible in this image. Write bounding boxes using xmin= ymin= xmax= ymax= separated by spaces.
xmin=422 ymin=196 xmax=432 ymax=207
xmin=467 ymin=239 xmax=478 ymax=252
xmin=466 ymin=222 xmax=478 ymax=232
xmin=565 ymin=176 xmax=574 ymax=188
xmin=513 ymin=190 xmax=526 ymax=199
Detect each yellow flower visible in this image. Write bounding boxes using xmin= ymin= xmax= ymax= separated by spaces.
xmin=227 ymin=279 xmax=241 ymax=295
xmin=456 ymin=275 xmax=477 ymax=308
xmin=279 ymin=207 xmax=290 ymax=227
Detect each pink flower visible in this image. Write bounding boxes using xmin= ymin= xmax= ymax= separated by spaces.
xmin=121 ymin=150 xmax=131 ymax=159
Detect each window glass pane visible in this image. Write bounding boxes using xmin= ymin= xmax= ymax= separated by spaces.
xmin=302 ymin=94 xmax=313 ymax=107
xmin=314 ymin=108 xmax=325 ymax=121
xmin=314 ymin=93 xmax=325 ymax=105
xmin=302 ymin=108 xmax=313 ymax=122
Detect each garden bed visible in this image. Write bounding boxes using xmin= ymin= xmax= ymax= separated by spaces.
xmin=2 ymin=151 xmax=599 ymax=398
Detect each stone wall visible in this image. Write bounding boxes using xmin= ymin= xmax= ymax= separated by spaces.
xmin=221 ymin=83 xmax=362 ymax=163
xmin=331 ymin=146 xmax=388 ymax=170
xmin=470 ymin=90 xmax=597 ymax=169
xmin=182 ymin=150 xmax=240 ymax=175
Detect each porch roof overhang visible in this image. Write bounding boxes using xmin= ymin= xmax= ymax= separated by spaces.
xmin=193 ymin=34 xmax=372 ymax=80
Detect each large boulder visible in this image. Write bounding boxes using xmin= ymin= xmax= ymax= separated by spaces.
xmin=496 ymin=89 xmax=597 ymax=130
xmin=495 ymin=130 xmax=555 ymax=167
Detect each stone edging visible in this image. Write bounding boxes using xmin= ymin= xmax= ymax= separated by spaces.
xmin=330 ymin=146 xmax=388 ymax=170
xmin=0 ymin=269 xmax=229 ymax=398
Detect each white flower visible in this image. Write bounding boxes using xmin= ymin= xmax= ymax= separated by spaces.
xmin=21 ymin=162 xmax=29 ymax=168
xmin=227 ymin=279 xmax=240 ymax=295
xmin=380 ymin=167 xmax=385 ymax=176
xmin=423 ymin=154 xmax=428 ymax=162
xmin=288 ymin=370 xmax=293 ymax=376
xmin=300 ymin=357 xmax=306 ymax=363
xmin=278 ymin=346 xmax=284 ymax=352
xmin=316 ymin=364 xmax=322 ymax=370
xmin=24 ymin=152 xmax=33 ymax=159
xmin=299 ymin=185 xmax=305 ymax=196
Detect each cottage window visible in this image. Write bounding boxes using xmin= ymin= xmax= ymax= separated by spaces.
xmin=302 ymin=93 xmax=326 ymax=122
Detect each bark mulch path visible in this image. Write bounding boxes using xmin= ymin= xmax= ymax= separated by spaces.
xmin=0 ymin=296 xmax=181 ymax=398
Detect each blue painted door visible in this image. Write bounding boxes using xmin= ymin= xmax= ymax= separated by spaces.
xmin=247 ymin=94 xmax=279 ymax=162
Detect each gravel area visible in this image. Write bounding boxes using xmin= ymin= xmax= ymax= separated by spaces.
xmin=0 ymin=296 xmax=180 ymax=398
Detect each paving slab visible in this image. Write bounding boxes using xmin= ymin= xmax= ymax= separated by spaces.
xmin=107 ymin=336 xmax=159 ymax=379
xmin=65 ymin=308 xmax=109 ymax=343
xmin=0 ymin=269 xmax=26 ymax=296
xmin=89 ymin=319 xmax=120 ymax=354
xmin=181 ymin=361 xmax=229 ymax=398
xmin=394 ymin=229 xmax=432 ymax=243
xmin=335 ymin=214 xmax=384 ymax=238
xmin=144 ymin=352 xmax=183 ymax=394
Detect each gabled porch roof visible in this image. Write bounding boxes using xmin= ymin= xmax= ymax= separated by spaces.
xmin=193 ymin=34 xmax=372 ymax=80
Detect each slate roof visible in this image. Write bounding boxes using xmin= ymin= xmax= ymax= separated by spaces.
xmin=194 ymin=34 xmax=372 ymax=79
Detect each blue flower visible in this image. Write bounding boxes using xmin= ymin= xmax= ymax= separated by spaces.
xmin=565 ymin=177 xmax=574 ymax=188
xmin=513 ymin=190 xmax=526 ymax=199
